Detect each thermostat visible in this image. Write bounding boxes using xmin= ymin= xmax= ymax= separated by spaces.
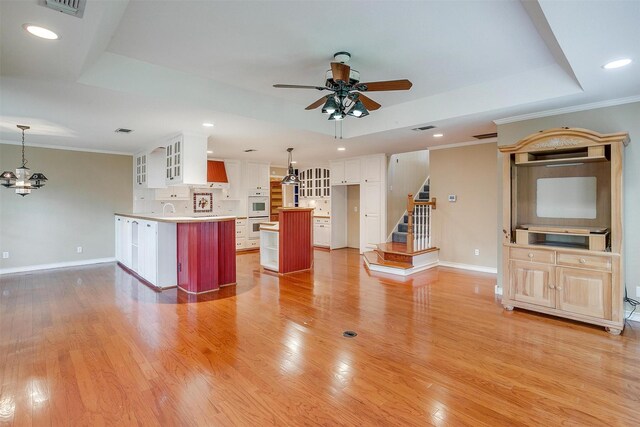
xmin=448 ymin=194 xmax=457 ymax=202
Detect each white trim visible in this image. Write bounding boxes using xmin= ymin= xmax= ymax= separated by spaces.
xmin=0 ymin=140 xmax=134 ymax=156
xmin=428 ymin=138 xmax=497 ymax=150
xmin=625 ymin=310 xmax=640 ymax=323
xmin=364 ymin=257 xmax=439 ymax=277
xmin=493 ymin=95 xmax=640 ymax=125
xmin=438 ymin=261 xmax=497 ymax=274
xmin=0 ymin=258 xmax=115 ymax=275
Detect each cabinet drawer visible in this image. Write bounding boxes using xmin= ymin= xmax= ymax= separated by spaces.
xmin=236 ymin=219 xmax=246 ymax=227
xmin=236 ymin=238 xmax=246 ymax=250
xmin=557 ymin=252 xmax=611 ymax=272
xmin=509 ymin=247 xmax=555 ymax=264
xmin=236 ymin=226 xmax=246 ymax=237
xmin=246 ymin=239 xmax=260 ymax=248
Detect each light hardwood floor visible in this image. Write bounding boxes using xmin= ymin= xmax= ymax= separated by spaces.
xmin=1 ymin=249 xmax=639 ymax=426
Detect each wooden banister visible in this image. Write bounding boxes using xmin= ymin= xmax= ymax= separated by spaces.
xmin=406 ymin=195 xmax=436 ymax=252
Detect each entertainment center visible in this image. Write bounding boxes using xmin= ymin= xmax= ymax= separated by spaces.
xmin=499 ymin=128 xmax=630 ymax=334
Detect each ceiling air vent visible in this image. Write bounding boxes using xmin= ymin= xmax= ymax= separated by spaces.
xmin=114 ymin=128 xmax=133 ymax=134
xmin=412 ymin=125 xmax=436 ymax=132
xmin=472 ymin=132 xmax=498 ymax=140
xmin=41 ymin=0 xmax=86 ymax=18
xmin=244 ymin=149 xmax=257 ymax=153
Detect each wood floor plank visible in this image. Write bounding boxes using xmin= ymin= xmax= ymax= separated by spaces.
xmin=1 ymin=249 xmax=639 ymax=426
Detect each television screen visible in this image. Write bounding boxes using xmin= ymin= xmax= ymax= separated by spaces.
xmin=536 ymin=177 xmax=597 ymax=219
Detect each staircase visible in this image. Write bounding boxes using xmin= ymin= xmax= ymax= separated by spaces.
xmin=392 ymin=184 xmax=430 ymax=243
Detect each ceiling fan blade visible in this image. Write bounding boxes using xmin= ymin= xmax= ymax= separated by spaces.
xmin=331 ymin=62 xmax=351 ymax=83
xmin=357 ymin=79 xmax=413 ymax=92
xmin=273 ymin=84 xmax=327 ymax=90
xmin=357 ymin=94 xmax=381 ymax=111
xmin=305 ymin=96 xmax=328 ymax=110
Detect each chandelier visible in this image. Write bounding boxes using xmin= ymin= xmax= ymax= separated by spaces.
xmin=1 ymin=125 xmax=48 ymax=196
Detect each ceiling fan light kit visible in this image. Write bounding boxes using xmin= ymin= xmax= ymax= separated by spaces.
xmin=273 ymin=51 xmax=412 ymax=121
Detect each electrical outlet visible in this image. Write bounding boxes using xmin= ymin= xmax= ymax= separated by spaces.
xmin=2 ymin=252 xmax=8 ymax=259
xmin=76 ymin=246 xmax=83 ymax=254
xmin=474 ymin=249 xmax=480 ymax=256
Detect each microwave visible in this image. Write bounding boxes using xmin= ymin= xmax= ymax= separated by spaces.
xmin=248 ymin=196 xmax=269 ymax=217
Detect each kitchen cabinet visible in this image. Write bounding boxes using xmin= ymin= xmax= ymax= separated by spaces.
xmin=509 ymin=260 xmax=556 ymax=308
xmin=362 ymin=155 xmax=384 ymax=182
xmin=330 ymin=159 xmax=361 ymax=185
xmin=245 ymin=162 xmax=269 ymax=190
xmin=165 ymin=133 xmax=207 ymax=186
xmin=313 ymin=217 xmax=331 ymax=247
xmin=556 ymin=267 xmax=611 ymax=319
xmin=361 ymin=181 xmax=382 ymax=249
xmin=155 ymin=186 xmax=190 ymax=200
xmin=235 ymin=218 xmax=247 ymax=250
xmin=114 ymin=215 xmax=177 ymax=289
xmin=300 ymin=167 xmax=330 ymax=198
xmin=134 ymin=149 xmax=166 ymax=189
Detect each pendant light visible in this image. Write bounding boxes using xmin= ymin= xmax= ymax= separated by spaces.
xmin=1 ymin=125 xmax=48 ymax=196
xmin=281 ymin=148 xmax=301 ymax=185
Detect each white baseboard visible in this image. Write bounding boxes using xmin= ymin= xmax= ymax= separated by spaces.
xmin=495 ymin=285 xmax=503 ymax=296
xmin=0 ymin=258 xmax=116 ymax=275
xmin=438 ymin=261 xmax=497 ymax=274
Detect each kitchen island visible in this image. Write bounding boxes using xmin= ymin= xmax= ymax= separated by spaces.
xmin=259 ymin=207 xmax=314 ymax=274
xmin=115 ymin=214 xmax=236 ymax=293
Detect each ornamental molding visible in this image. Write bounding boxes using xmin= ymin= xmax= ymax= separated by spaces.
xmin=529 ymin=138 xmax=583 ymax=150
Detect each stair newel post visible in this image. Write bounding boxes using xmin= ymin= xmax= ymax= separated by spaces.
xmin=407 ymin=194 xmax=414 ymax=252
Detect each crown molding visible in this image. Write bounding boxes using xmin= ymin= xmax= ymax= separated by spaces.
xmin=493 ymin=95 xmax=640 ymax=125
xmin=0 ymin=140 xmax=133 ymax=156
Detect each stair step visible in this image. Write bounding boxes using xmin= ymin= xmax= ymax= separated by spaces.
xmin=398 ymin=223 xmax=408 ymax=232
xmin=363 ymin=251 xmax=412 ymax=270
xmin=424 ymin=184 xmax=430 ymax=192
xmin=418 ymin=191 xmax=429 ymax=200
xmin=403 ymin=214 xmax=408 ymax=223
xmin=392 ymin=231 xmax=407 ymax=243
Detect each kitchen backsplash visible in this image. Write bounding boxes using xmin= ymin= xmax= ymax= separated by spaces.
xmin=133 ymin=187 xmax=240 ymax=216
xmin=299 ymin=197 xmax=331 ymax=216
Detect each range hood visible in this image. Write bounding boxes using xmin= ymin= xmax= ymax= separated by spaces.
xmin=207 ymin=160 xmax=229 ymax=188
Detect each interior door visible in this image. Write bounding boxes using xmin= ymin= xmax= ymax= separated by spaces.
xmin=361 ymin=181 xmax=381 ymax=250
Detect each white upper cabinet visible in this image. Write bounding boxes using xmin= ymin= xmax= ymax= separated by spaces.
xmin=300 ymin=167 xmax=330 ymax=198
xmin=362 ymin=155 xmax=384 ymax=183
xmin=330 ymin=159 xmax=360 ymax=185
xmin=135 ymin=152 xmax=147 ymax=187
xmin=245 ymin=162 xmax=270 ymax=190
xmin=135 ymin=149 xmax=166 ymax=189
xmin=164 ymin=133 xmax=207 ymax=186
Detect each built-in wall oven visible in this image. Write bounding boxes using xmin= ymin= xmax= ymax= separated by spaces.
xmin=248 ymin=217 xmax=269 ymax=239
xmin=248 ymin=193 xmax=269 ymax=218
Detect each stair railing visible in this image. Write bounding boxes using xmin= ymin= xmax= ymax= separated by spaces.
xmin=406 ymin=195 xmax=436 ymax=252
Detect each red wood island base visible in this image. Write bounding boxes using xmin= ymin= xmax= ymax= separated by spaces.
xmin=177 ymin=219 xmax=236 ymax=294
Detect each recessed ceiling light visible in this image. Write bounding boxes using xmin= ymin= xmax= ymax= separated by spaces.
xmin=207 ymin=150 xmax=213 ymax=154
xmin=202 ymin=122 xmax=214 ymax=127
xmin=23 ymin=24 xmax=58 ymax=40
xmin=433 ymin=133 xmax=444 ymax=138
xmin=603 ymin=58 xmax=632 ymax=69
xmin=337 ymin=147 xmax=346 ymax=151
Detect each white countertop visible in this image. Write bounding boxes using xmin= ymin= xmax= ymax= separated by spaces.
xmin=260 ymin=221 xmax=279 ymax=232
xmin=116 ymin=213 xmax=236 ymax=223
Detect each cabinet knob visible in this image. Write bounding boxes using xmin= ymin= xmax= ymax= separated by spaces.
xmin=579 ymin=258 xmax=586 ymax=264
xmin=528 ymin=253 xmax=534 ymax=258
xmin=556 ymin=287 xmax=563 ymax=291
xmin=549 ymin=284 xmax=555 ymax=289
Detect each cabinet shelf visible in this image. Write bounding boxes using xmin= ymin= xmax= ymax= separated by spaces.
xmin=515 ymin=146 xmax=607 ymax=167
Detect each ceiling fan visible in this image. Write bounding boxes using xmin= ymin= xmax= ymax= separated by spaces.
xmin=273 ymin=52 xmax=412 ymax=120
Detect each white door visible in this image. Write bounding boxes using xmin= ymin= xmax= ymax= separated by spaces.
xmin=121 ymin=218 xmax=132 ymax=268
xmin=136 ymin=220 xmax=147 ymax=278
xmin=143 ymin=221 xmax=158 ymax=284
xmin=361 ymin=181 xmax=382 ymax=250
xmin=330 ymin=161 xmax=345 ymax=186
xmin=115 ymin=216 xmax=123 ymax=262
xmin=345 ymin=159 xmax=361 ymax=184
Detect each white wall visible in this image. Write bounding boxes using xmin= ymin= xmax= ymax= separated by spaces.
xmin=497 ymin=101 xmax=640 ymax=299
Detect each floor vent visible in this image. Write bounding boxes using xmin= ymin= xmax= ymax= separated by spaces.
xmin=343 ymin=331 xmax=358 ymax=338
xmin=412 ymin=125 xmax=436 ymax=132
xmin=472 ymin=132 xmax=498 ymax=140
xmin=115 ymin=128 xmax=133 ymax=134
xmin=42 ymin=0 xmax=86 ymax=18
xmin=244 ymin=149 xmax=257 ymax=153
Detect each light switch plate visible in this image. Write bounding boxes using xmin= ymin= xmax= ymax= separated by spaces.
xmin=2 ymin=252 xmax=8 ymax=259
